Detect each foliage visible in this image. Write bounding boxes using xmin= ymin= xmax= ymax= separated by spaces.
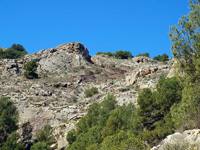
xmin=96 ymin=50 xmax=133 ymax=59
xmin=84 ymin=87 xmax=98 ymax=98
xmin=169 ymin=0 xmax=200 ymax=76
xmin=31 ymin=142 xmax=48 ymax=150
xmin=0 ymin=97 xmax=18 ymax=147
xmin=66 ymin=94 xmax=144 ymax=150
xmin=136 ymin=52 xmax=150 ymax=57
xmin=153 ymin=53 xmax=169 ymax=62
xmin=0 ymin=44 xmax=27 ymax=59
xmin=96 ymin=52 xmax=114 ymax=57
xmin=101 ymin=103 xmax=136 ymax=138
xmin=100 ymin=130 xmax=145 ymax=150
xmin=170 ymin=80 xmax=200 ymax=130
xmin=114 ymin=50 xmax=133 ymax=59
xmin=167 ymin=0 xmax=200 ymax=132
xmin=136 ymin=77 xmax=182 ymax=146
xmin=66 ymin=129 xmax=76 ymax=144
xmin=1 ymin=132 xmax=24 ymax=150
xmin=23 ymin=60 xmax=38 ymax=79
xmin=33 ymin=125 xmax=56 ymax=149
xmin=101 ymin=94 xmax=117 ymax=112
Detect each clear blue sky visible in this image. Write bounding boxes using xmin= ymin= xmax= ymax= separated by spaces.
xmin=0 ymin=0 xmax=190 ymax=57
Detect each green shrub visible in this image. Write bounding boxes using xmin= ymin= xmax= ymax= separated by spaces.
xmin=96 ymin=50 xmax=133 ymax=59
xmin=31 ymin=142 xmax=48 ymax=150
xmin=1 ymin=132 xmax=24 ymax=150
xmin=31 ymin=125 xmax=56 ymax=150
xmin=66 ymin=129 xmax=76 ymax=144
xmin=136 ymin=77 xmax=182 ymax=146
xmin=36 ymin=125 xmax=56 ymax=146
xmin=100 ymin=130 xmax=145 ymax=150
xmin=114 ymin=50 xmax=133 ymax=59
xmin=0 ymin=44 xmax=27 ymax=59
xmin=23 ymin=60 xmax=38 ymax=79
xmin=153 ymin=53 xmax=169 ymax=62
xmin=84 ymin=87 xmax=98 ymax=98
xmin=0 ymin=97 xmax=19 ymax=146
xmin=96 ymin=52 xmax=114 ymax=57
xmin=136 ymin=52 xmax=150 ymax=57
xmin=66 ymin=94 xmax=144 ymax=150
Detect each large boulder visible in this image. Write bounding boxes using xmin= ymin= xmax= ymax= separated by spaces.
xmin=36 ymin=42 xmax=92 ymax=73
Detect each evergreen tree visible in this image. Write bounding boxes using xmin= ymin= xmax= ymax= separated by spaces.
xmin=23 ymin=60 xmax=38 ymax=79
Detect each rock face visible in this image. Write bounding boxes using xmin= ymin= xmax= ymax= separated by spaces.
xmin=151 ymin=129 xmax=200 ymax=150
xmin=38 ymin=42 xmax=92 ymax=73
xmin=0 ymin=44 xmax=177 ymax=149
xmin=30 ymin=42 xmax=92 ymax=73
xmin=126 ymin=57 xmax=173 ymax=89
xmin=132 ymin=56 xmax=156 ymax=64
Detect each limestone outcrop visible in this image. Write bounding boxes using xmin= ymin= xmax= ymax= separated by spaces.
xmin=151 ymin=129 xmax=200 ymax=150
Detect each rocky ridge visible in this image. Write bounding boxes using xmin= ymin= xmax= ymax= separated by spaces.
xmin=0 ymin=42 xmax=174 ymax=149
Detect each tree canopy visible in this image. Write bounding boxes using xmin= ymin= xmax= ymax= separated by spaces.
xmin=169 ymin=0 xmax=200 ymax=76
xmin=0 ymin=97 xmax=24 ymax=149
xmin=23 ymin=60 xmax=38 ymax=79
xmin=96 ymin=50 xmax=133 ymax=59
xmin=0 ymin=44 xmax=27 ymax=59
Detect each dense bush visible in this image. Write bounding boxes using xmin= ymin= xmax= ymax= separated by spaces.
xmin=66 ymin=94 xmax=145 ymax=150
xmin=0 ymin=97 xmax=24 ymax=149
xmin=136 ymin=77 xmax=183 ymax=146
xmin=31 ymin=142 xmax=48 ymax=150
xmin=0 ymin=97 xmax=19 ymax=146
xmin=0 ymin=44 xmax=27 ymax=59
xmin=31 ymin=125 xmax=56 ymax=150
xmin=167 ymin=0 xmax=200 ymax=131
xmin=84 ymin=87 xmax=98 ymax=98
xmin=1 ymin=132 xmax=24 ymax=150
xmin=96 ymin=52 xmax=114 ymax=57
xmin=136 ymin=52 xmax=150 ymax=57
xmin=23 ymin=60 xmax=38 ymax=79
xmin=96 ymin=50 xmax=133 ymax=59
xmin=114 ymin=50 xmax=133 ymax=59
xmin=153 ymin=53 xmax=169 ymax=62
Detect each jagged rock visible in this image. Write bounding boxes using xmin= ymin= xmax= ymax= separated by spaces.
xmin=126 ymin=63 xmax=171 ymax=88
xmin=151 ymin=129 xmax=200 ymax=150
xmin=37 ymin=42 xmax=92 ymax=73
xmin=132 ymin=56 xmax=156 ymax=64
xmin=0 ymin=59 xmax=19 ymax=76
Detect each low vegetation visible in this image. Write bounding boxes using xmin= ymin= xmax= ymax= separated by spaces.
xmin=84 ymin=87 xmax=98 ymax=98
xmin=31 ymin=125 xmax=56 ymax=150
xmin=136 ymin=52 xmax=150 ymax=57
xmin=96 ymin=50 xmax=133 ymax=59
xmin=0 ymin=44 xmax=27 ymax=59
xmin=153 ymin=53 xmax=169 ymax=62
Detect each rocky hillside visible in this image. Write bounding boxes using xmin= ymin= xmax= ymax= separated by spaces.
xmin=0 ymin=42 xmax=174 ymax=149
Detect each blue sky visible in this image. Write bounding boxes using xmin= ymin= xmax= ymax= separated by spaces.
xmin=0 ymin=0 xmax=190 ymax=57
